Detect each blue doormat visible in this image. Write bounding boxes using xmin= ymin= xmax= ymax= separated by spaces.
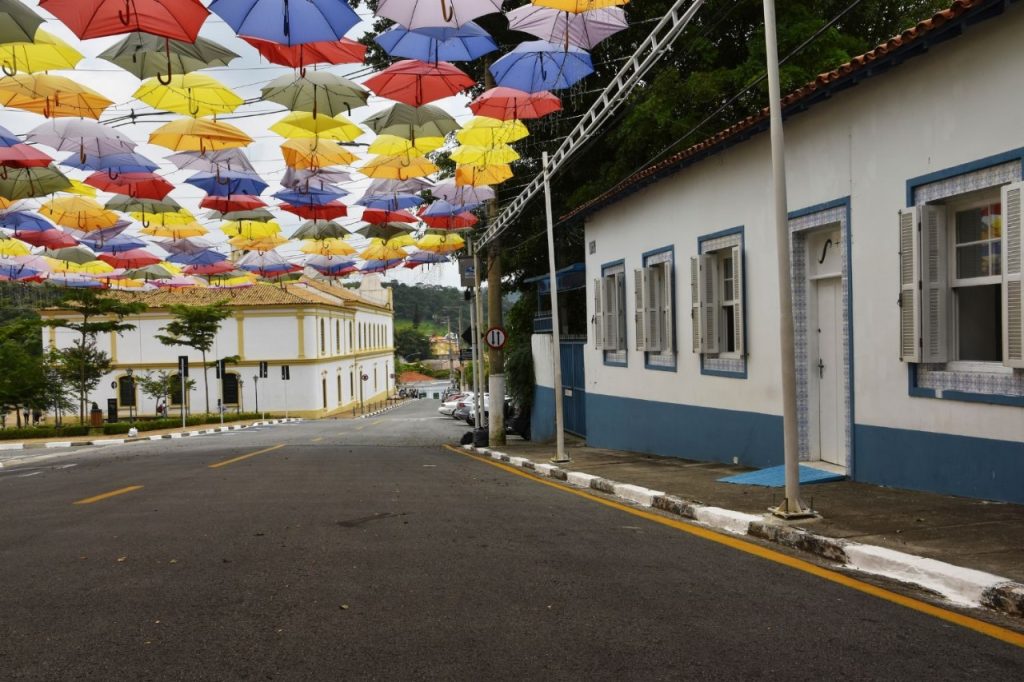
xmin=718 ymin=465 xmax=845 ymax=487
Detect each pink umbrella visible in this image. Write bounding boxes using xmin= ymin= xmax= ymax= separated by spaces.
xmin=375 ymin=0 xmax=503 ymax=29
xmin=469 ymin=87 xmax=561 ymax=121
xmin=154 ymin=276 xmax=200 ymax=288
xmin=365 ymin=60 xmax=475 ymax=107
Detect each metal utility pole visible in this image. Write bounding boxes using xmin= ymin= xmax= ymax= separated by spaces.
xmin=473 ymin=242 xmax=486 ymax=438
xmin=764 ymin=0 xmax=812 ymax=518
xmin=446 ymin=315 xmax=454 ymax=386
xmin=543 ymin=152 xmax=569 ymax=462
xmin=458 ymin=307 xmax=466 ymax=391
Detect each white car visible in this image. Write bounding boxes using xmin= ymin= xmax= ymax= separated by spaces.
xmin=438 ymin=392 xmax=472 ymax=416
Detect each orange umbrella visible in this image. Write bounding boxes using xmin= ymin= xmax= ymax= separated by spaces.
xmin=0 ymin=74 xmax=112 ymax=119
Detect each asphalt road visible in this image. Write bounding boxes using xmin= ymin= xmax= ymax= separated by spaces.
xmin=1 ymin=399 xmax=1022 ymax=680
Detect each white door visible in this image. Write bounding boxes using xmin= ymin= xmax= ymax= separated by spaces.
xmin=812 ymin=276 xmax=845 ymax=467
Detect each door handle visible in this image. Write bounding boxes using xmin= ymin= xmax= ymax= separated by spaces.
xmin=818 ymin=359 xmax=825 ymax=378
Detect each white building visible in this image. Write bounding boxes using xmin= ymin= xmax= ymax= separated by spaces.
xmin=533 ymin=0 xmax=1024 ymax=503
xmin=43 ymin=276 xmax=396 ymax=420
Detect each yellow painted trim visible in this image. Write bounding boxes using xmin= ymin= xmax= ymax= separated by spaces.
xmin=47 ymin=326 xmax=56 ymax=349
xmin=296 ymin=315 xmax=306 ymax=359
xmin=442 ymin=445 xmax=1024 ymax=650
xmin=73 ymin=485 xmax=143 ymax=505
xmin=208 ymin=443 xmax=285 ymax=469
xmin=109 ymin=331 xmax=118 ymax=363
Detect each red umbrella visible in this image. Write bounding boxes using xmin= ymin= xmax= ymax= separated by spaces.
xmin=98 ymin=249 xmax=162 ymax=268
xmin=243 ymin=37 xmax=366 ymax=69
xmin=421 ymin=212 xmax=478 ymax=230
xmin=40 ymin=0 xmax=209 ymax=41
xmin=469 ymin=87 xmax=562 ymax=121
xmin=0 ymin=144 xmax=54 ymax=169
xmin=85 ymin=171 xmax=174 ymax=200
xmin=365 ymin=60 xmax=474 ymax=107
xmin=184 ymin=260 xmax=234 ymax=276
xmin=361 ymin=208 xmax=417 ymax=224
xmin=200 ymin=195 xmax=266 ymax=212
xmin=17 ymin=229 xmax=78 ymax=248
xmin=279 ymin=201 xmax=348 ymax=220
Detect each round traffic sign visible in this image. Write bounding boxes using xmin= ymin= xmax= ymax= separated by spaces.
xmin=485 ymin=326 xmax=507 ymax=349
xmin=361 ymin=373 xmax=369 ymax=381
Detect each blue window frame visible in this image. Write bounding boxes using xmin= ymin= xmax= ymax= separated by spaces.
xmin=696 ymin=226 xmax=747 ymax=379
xmin=642 ymin=245 xmax=677 ymax=372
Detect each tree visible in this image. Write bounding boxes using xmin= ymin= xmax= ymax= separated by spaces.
xmin=56 ymin=341 xmax=110 ymax=423
xmin=39 ymin=348 xmax=75 ymax=427
xmin=395 ymin=327 xmax=432 ymax=361
xmin=0 ymin=339 xmax=45 ymax=428
xmin=45 ymin=290 xmax=146 ymax=423
xmin=155 ymin=302 xmax=233 ymax=415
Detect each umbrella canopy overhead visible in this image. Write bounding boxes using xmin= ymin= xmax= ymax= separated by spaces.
xmin=99 ymin=32 xmax=239 ymax=80
xmin=0 ymin=0 xmax=45 ymax=44
xmin=85 ymin=171 xmax=175 ymax=200
xmin=365 ymin=60 xmax=475 ymax=107
xmin=0 ymin=29 xmax=84 ymax=74
xmin=375 ymin=22 xmax=497 ymax=63
xmin=62 ymin=151 xmax=160 ymax=174
xmin=0 ymin=144 xmax=54 ymax=168
xmin=534 ymin=0 xmax=630 ymax=11
xmin=209 ymin=0 xmax=360 ymax=47
xmin=134 ymin=73 xmax=243 ymax=117
xmin=290 ymin=220 xmax=350 ymax=239
xmin=270 ymin=112 xmax=363 ymax=142
xmin=149 ymin=117 xmax=253 ymax=151
xmin=0 ymin=73 xmax=113 ymax=118
xmin=490 ymin=40 xmax=594 ymax=93
xmin=280 ymin=138 xmax=358 ymax=169
xmin=0 ymin=165 xmax=72 ymax=200
xmin=166 ymin=149 xmax=255 ymax=174
xmin=363 ymin=103 xmax=461 ymax=140
xmin=360 ymin=155 xmax=438 ymax=180
xmin=40 ymin=0 xmax=211 ymax=41
xmin=376 ymin=0 xmax=503 ymax=29
xmin=507 ymin=5 xmax=628 ymax=49
xmin=27 ymin=119 xmax=136 ymax=157
xmin=243 ymin=36 xmax=365 ymax=68
xmin=261 ymin=72 xmax=369 ymax=117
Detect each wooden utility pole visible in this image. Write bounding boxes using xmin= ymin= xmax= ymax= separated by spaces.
xmin=483 ymin=63 xmax=505 ymax=445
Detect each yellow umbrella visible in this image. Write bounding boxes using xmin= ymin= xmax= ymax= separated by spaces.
xmin=229 ymin=234 xmax=289 ymax=250
xmin=360 ymin=154 xmax=438 ymax=180
xmin=300 ymin=237 xmax=356 ymax=256
xmin=416 ymin=232 xmax=465 ymax=254
xmin=73 ymin=260 xmax=116 ymax=275
xmin=64 ymin=179 xmax=98 ymax=197
xmin=221 ymin=220 xmax=281 ymax=239
xmin=450 ymin=144 xmax=520 ymax=166
xmin=0 ymin=73 xmax=112 ymax=119
xmin=534 ymin=0 xmax=629 ymax=12
xmin=280 ymin=138 xmax=357 ymax=169
xmin=212 ymin=274 xmax=257 ymax=288
xmin=455 ymin=163 xmax=513 ymax=187
xmin=368 ymin=134 xmax=444 ymax=156
xmin=140 ymin=222 xmax=208 ymax=239
xmin=270 ymin=112 xmax=364 ymax=142
xmin=457 ymin=117 xmax=529 ymax=146
xmin=134 ymin=73 xmax=243 ymax=117
xmin=129 ymin=209 xmax=197 ymax=227
xmin=40 ymin=196 xmax=119 ymax=231
xmin=108 ymin=278 xmax=151 ymax=290
xmin=149 ymin=117 xmax=253 ymax=152
xmin=0 ymin=29 xmax=84 ymax=74
xmin=0 ymin=237 xmax=32 ymax=257
xmin=359 ymin=238 xmax=408 ymax=261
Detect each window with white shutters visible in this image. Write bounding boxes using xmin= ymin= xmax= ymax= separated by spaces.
xmin=641 ymin=249 xmax=675 ymax=368
xmin=1002 ymin=182 xmax=1024 ymax=367
xmin=695 ymin=229 xmax=746 ymax=377
xmin=592 ymin=277 xmax=603 ymax=350
xmin=598 ymin=263 xmax=627 ymax=364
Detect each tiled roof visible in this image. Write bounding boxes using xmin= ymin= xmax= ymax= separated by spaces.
xmin=563 ymin=0 xmax=1008 ymax=223
xmin=102 ymin=279 xmax=360 ymax=310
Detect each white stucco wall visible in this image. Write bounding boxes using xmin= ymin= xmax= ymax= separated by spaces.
xmin=584 ymin=5 xmax=1024 ymax=445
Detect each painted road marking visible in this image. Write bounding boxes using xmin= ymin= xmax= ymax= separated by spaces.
xmin=442 ymin=444 xmax=1024 ymax=649
xmin=73 ymin=485 xmax=144 ymax=505
xmin=311 ymin=437 xmax=324 ymax=443
xmin=371 ymin=419 xmax=386 ymax=425
xmin=208 ymin=444 xmax=285 ymax=469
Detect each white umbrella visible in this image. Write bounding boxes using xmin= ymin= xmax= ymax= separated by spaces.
xmin=376 ymin=0 xmax=504 ymax=29
xmin=506 ymin=6 xmax=628 ymax=49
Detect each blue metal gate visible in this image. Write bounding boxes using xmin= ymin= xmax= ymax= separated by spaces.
xmin=560 ymin=340 xmax=586 ymax=437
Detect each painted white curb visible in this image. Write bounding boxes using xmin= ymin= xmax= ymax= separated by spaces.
xmin=614 ymin=483 xmax=665 ymax=508
xmin=693 ymin=506 xmax=761 ymax=535
xmin=566 ymin=471 xmax=599 ymax=488
xmin=45 ymin=441 xmax=71 ymax=449
xmin=0 ymin=443 xmax=24 ymax=451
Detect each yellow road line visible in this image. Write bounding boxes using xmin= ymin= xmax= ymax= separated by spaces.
xmin=73 ymin=485 xmax=144 ymax=505
xmin=442 ymin=444 xmax=1024 ymax=649
xmin=371 ymin=419 xmax=386 ymax=425
xmin=208 ymin=443 xmax=285 ymax=469
xmin=311 ymin=437 xmax=324 ymax=443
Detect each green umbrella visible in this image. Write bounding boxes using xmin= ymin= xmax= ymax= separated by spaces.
xmin=208 ymin=208 xmax=276 ymax=222
xmin=0 ymin=0 xmax=43 ymax=44
xmin=44 ymin=246 xmax=97 ymax=265
xmin=98 ymin=32 xmax=239 ymax=82
xmin=0 ymin=165 xmax=71 ymax=200
xmin=125 ymin=263 xmax=177 ymax=280
xmin=363 ymin=103 xmax=461 ymax=140
xmin=105 ymin=195 xmax=181 ymax=213
xmin=290 ymin=220 xmax=351 ymax=239
xmin=356 ymin=222 xmax=413 ymax=241
xmin=261 ymin=72 xmax=369 ymax=118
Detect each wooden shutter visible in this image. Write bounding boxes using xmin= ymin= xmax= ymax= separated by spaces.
xmin=898 ymin=208 xmax=920 ymax=362
xmin=919 ymin=205 xmax=948 ymax=363
xmin=690 ymin=257 xmax=701 ymax=353
xmin=701 ymin=254 xmax=719 ymax=353
xmin=592 ymin=278 xmax=603 ymax=350
xmin=1003 ymin=182 xmax=1024 ymax=367
xmin=645 ymin=267 xmax=662 ymax=351
xmin=660 ymin=262 xmax=674 ymax=354
xmin=731 ymin=246 xmax=745 ymax=356
xmin=633 ymin=268 xmax=647 ymax=351
xmin=603 ymin=274 xmax=620 ymax=350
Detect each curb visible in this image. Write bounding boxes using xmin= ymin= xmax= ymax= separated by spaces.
xmin=359 ymin=401 xmax=406 ymax=419
xmin=462 ymin=444 xmax=1024 ymax=620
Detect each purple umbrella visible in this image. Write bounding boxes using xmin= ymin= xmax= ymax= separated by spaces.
xmin=490 ymin=40 xmax=594 ymax=93
xmin=209 ymin=0 xmax=360 ymax=46
xmin=506 ymin=6 xmax=628 ymax=50
xmin=376 ymin=0 xmax=503 ymax=29
xmin=166 ymin=149 xmax=256 ymax=174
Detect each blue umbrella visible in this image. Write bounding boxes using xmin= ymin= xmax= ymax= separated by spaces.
xmin=305 ymin=255 xmax=356 ymax=275
xmin=274 ymin=186 xmax=348 ymax=205
xmin=185 ymin=171 xmax=268 ymax=197
xmin=356 ymin=193 xmax=424 ymax=211
xmin=489 ymin=40 xmax=593 ymax=93
xmin=168 ymin=249 xmax=228 ymax=266
xmin=360 ymin=258 xmax=405 ymax=273
xmin=405 ymin=250 xmax=450 ymax=266
xmin=422 ymin=199 xmax=481 ymax=216
xmin=208 ymin=0 xmax=360 ymax=47
xmin=0 ymin=124 xmax=22 ymax=147
xmin=376 ymin=22 xmax=497 ymax=63
xmin=61 ymin=152 xmax=160 ymax=174
xmin=82 ymin=234 xmax=149 ymax=253
xmin=0 ymin=259 xmax=42 ymax=280
xmin=0 ymin=211 xmax=54 ymax=232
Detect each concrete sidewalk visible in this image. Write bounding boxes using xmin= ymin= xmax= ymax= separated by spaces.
xmin=478 ymin=435 xmax=1024 ymax=618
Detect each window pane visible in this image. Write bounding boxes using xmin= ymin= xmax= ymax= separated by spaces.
xmin=956 ymin=243 xmax=991 ymax=279
xmin=223 ymin=374 xmax=239 ymax=404
xmin=955 ymin=204 xmax=1001 ymax=243
xmin=118 ymin=377 xmax=136 ymax=407
xmin=722 ymin=304 xmax=736 ymax=353
xmin=956 ymin=284 xmax=1002 ymax=361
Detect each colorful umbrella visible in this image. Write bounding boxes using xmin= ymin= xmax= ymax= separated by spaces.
xmin=242 ymin=36 xmax=365 ymax=68
xmin=534 ymin=0 xmax=630 ymax=11
xmin=0 ymin=29 xmax=84 ymax=75
xmin=304 ymin=255 xmax=356 ymax=276
xmin=289 ymin=220 xmax=349 ymax=239
xmin=184 ymin=171 xmax=267 ymax=197
xmin=81 ymin=234 xmax=148 ymax=253
xmin=17 ymin=228 xmax=78 ymax=249
xmin=360 ymin=155 xmax=438 ymax=180
xmin=363 ymin=103 xmax=460 ymax=140
xmin=278 ymin=201 xmax=348 ymax=221
xmin=134 ymin=73 xmax=242 ymax=116
xmin=376 ymin=0 xmax=503 ymax=29
xmin=0 ymin=144 xmax=54 ymax=168
xmin=166 ymin=149 xmax=255 ymax=174
xmin=274 ymin=186 xmax=348 ymax=205
xmin=0 ymin=0 xmax=44 ymax=44
xmin=0 ymin=74 xmax=113 ymax=119
xmin=106 ymin=195 xmax=180 ymax=213
xmin=455 ymin=164 xmax=513 ymax=186
xmin=365 ymin=60 xmax=475 ymax=106
xmin=432 ymin=181 xmax=495 ymax=205
xmin=98 ymin=249 xmax=163 ymax=269
xmin=416 ymin=232 xmax=465 ymax=254
xmin=356 ymin=193 xmax=424 ymax=211
xmin=404 ymin=250 xmax=450 ymax=267
xmin=280 ymin=139 xmax=357 ymax=170
xmin=220 ymin=220 xmax=280 ymax=240
xmin=0 ymin=123 xmax=21 ymax=147
xmin=359 ymin=258 xmax=404 ymax=274
xmin=361 ymin=209 xmax=418 ymax=225
xmin=281 ymin=167 xmax=354 ymax=191
xmin=458 ymin=116 xmax=530 ymax=145
xmin=62 ymin=151 xmax=160 ymax=174
xmin=507 ymin=5 xmax=628 ymax=49
xmin=375 ymin=22 xmax=497 ymax=63
xmin=270 ymin=112 xmax=364 ymax=142
xmin=209 ymin=0 xmax=360 ymax=47
xmin=356 ymin=222 xmax=413 ymax=241
xmin=41 ymin=197 xmax=120 ymax=231
xmin=40 ymin=0 xmax=210 ymax=42
xmin=27 ymin=119 xmax=136 ymax=158
xmin=149 ymin=117 xmax=253 ymax=151
xmin=300 ymin=237 xmax=356 ymax=256
xmin=489 ymin=41 xmax=594 ymax=93
xmin=200 ymin=195 xmax=265 ymax=213
xmin=140 ymin=222 xmax=207 ymax=239
xmin=261 ymin=72 xmax=369 ymax=118
xmin=367 ymin=134 xmax=444 ymax=156
xmin=0 ymin=165 xmax=72 ymax=200
xmin=85 ymin=171 xmax=174 ymax=199
xmin=450 ymin=144 xmax=520 ymax=165
xmin=359 ymin=238 xmax=409 ymax=261
xmin=98 ymin=32 xmax=238 ymax=81
xmin=43 ymin=245 xmax=98 ymax=265
xmin=0 ymin=237 xmax=34 ymax=257
xmin=421 ymin=211 xmax=478 ymax=230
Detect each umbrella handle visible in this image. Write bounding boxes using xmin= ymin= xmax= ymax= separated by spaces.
xmin=299 ymin=66 xmax=306 ymax=78
xmin=141 ymin=217 xmax=150 ymax=228
xmin=0 ymin=166 xmax=7 ymax=180
xmin=108 ymin=169 xmax=120 ymax=181
xmin=441 ymin=0 xmax=454 ymax=22
xmin=118 ymin=0 xmax=134 ymax=26
xmin=188 ymin=91 xmax=200 ymax=117
xmin=80 ymin=143 xmax=86 ymax=165
xmin=283 ymin=0 xmax=291 ymax=38
xmin=157 ymin=40 xmax=173 ymax=85
xmin=2 ymin=58 xmax=15 ymax=77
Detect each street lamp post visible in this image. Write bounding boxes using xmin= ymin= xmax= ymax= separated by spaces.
xmin=253 ymin=375 xmax=260 ymax=419
xmin=125 ymin=368 xmax=134 ymax=424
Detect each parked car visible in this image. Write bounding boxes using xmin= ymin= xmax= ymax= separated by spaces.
xmin=438 ymin=392 xmax=471 ymax=417
xmin=467 ymin=395 xmax=513 ymax=428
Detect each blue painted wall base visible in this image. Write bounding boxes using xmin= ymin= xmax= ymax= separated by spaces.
xmin=584 ymin=393 xmax=784 ymax=469
xmin=855 ymin=425 xmax=1024 ymax=504
xmin=531 ymin=386 xmax=556 ymax=443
